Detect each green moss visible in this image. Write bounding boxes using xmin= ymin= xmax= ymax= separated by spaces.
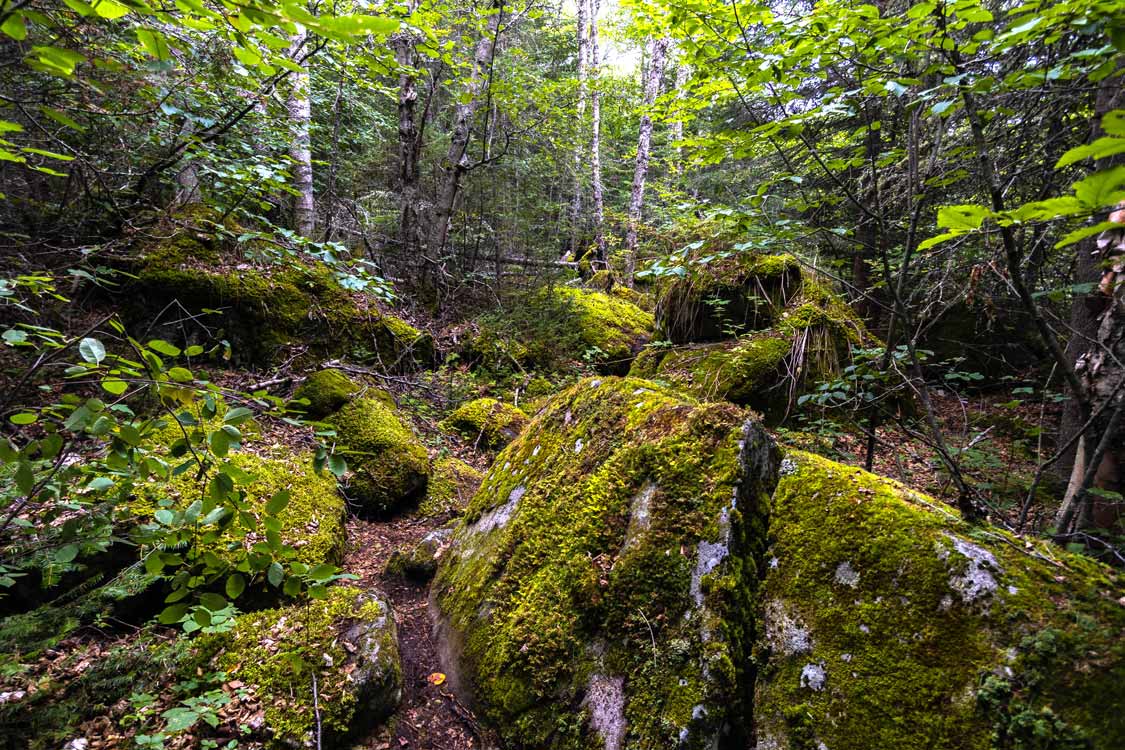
xmin=290 ymin=369 xmax=361 ymax=418
xmin=327 ymin=397 xmax=429 ymax=515
xmin=417 ymin=456 xmax=484 ymax=518
xmin=193 ymin=586 xmax=401 ymax=746
xmin=440 ymin=398 xmax=530 ymax=450
xmin=466 ymin=286 xmax=654 ymax=376
xmin=433 ymin=377 xmax=778 ymax=749
xmin=756 ymin=450 xmax=1125 ymax=750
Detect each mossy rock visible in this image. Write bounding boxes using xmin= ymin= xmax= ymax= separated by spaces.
xmin=635 ymin=270 xmax=868 ymax=420
xmin=417 ymin=456 xmax=484 ymax=519
xmin=327 ymin=397 xmax=429 ymax=516
xmin=136 ymin=447 xmax=346 ymax=569
xmin=587 ymin=270 xmax=655 ymax=311
xmin=440 ymin=397 xmax=530 ymax=450
xmin=123 ymin=218 xmax=434 ymax=370
xmin=194 ymin=586 xmax=401 ymax=748
xmin=291 ymin=369 xmax=361 ymax=419
xmin=655 ymin=253 xmax=803 ymax=344
xmin=432 ymin=377 xmax=779 ymax=749
xmin=466 ymin=286 xmax=654 ymax=376
xmin=756 ymin=450 xmax=1125 ymax=750
xmin=385 ymin=528 xmax=452 ymax=582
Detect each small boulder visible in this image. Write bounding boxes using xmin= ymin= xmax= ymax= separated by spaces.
xmin=385 ymin=528 xmax=453 ymax=582
xmin=195 ymin=586 xmax=402 ymax=748
xmin=417 ymin=456 xmax=484 ymax=519
xmin=756 ymin=450 xmax=1125 ymax=750
xmin=440 ymin=398 xmax=529 ymax=449
xmin=290 ymin=369 xmax=361 ymax=419
xmin=327 ymin=397 xmax=429 ymax=515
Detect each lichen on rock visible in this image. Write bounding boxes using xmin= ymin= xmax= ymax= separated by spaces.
xmin=290 ymin=369 xmax=361 ymax=418
xmin=193 ymin=586 xmax=402 ymax=748
xmin=756 ymin=449 xmax=1125 ymax=750
xmin=440 ymin=397 xmax=529 ymax=450
xmin=327 ymin=397 xmax=429 ymax=516
xmin=432 ymin=376 xmax=778 ymax=749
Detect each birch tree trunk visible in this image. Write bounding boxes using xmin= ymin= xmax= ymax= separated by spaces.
xmin=427 ymin=0 xmax=504 ymax=266
xmin=624 ymin=36 xmax=668 ymax=283
xmin=589 ymin=0 xmax=607 ymax=267
xmin=567 ymin=0 xmax=590 ymax=257
xmin=287 ymin=26 xmax=315 ymax=238
xmin=392 ymin=0 xmax=423 ymax=257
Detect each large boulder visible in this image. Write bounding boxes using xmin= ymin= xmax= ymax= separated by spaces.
xmin=756 ymin=450 xmax=1125 ymax=750
xmin=121 ymin=210 xmax=433 ymax=369
xmin=193 ymin=585 xmax=402 ymax=748
xmin=466 ymin=286 xmax=654 ymax=375
xmin=327 ymin=396 xmax=429 ymax=515
xmin=432 ymin=377 xmax=778 ymax=749
xmin=440 ymin=397 xmax=530 ymax=449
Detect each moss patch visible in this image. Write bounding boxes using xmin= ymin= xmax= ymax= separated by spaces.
xmin=194 ymin=586 xmax=401 ymax=747
xmin=756 ymin=450 xmax=1125 ymax=750
xmin=327 ymin=397 xmax=429 ymax=516
xmin=417 ymin=456 xmax=484 ymax=519
xmin=291 ymin=369 xmax=361 ymax=419
xmin=440 ymin=398 xmax=529 ymax=450
xmin=433 ymin=377 xmax=778 ymax=749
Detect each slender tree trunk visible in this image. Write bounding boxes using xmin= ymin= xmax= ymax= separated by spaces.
xmin=287 ymin=26 xmax=315 ymax=238
xmin=567 ymin=0 xmax=590 ymax=258
xmin=427 ymin=0 xmax=504 ymax=267
xmin=624 ymin=36 xmax=668 ymax=284
xmin=393 ymin=2 xmax=423 ymax=258
xmin=671 ymin=51 xmax=688 ymax=172
xmin=589 ymin=0 xmax=606 ymax=267
xmin=173 ymin=121 xmax=200 ymax=207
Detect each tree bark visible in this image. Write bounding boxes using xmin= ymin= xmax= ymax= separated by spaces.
xmin=624 ymin=36 xmax=668 ymax=284
xmin=287 ymin=26 xmax=315 ymax=238
xmin=427 ymin=0 xmax=504 ymax=267
xmin=567 ymin=0 xmax=590 ymax=258
xmin=671 ymin=51 xmax=688 ymax=172
xmin=392 ymin=1 xmax=423 ymax=258
xmin=589 ymin=0 xmax=606 ymax=266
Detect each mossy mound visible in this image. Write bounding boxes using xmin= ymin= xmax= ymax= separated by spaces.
xmin=417 ymin=456 xmax=484 ymax=519
xmin=290 ymin=368 xmax=361 ymax=419
xmin=466 ymin=286 xmax=654 ymax=375
xmin=136 ymin=447 xmax=347 ymax=568
xmin=440 ymin=397 xmax=529 ymax=450
xmin=194 ymin=586 xmax=401 ymax=747
xmin=587 ymin=270 xmax=655 ymax=311
xmin=124 ymin=217 xmax=433 ymax=369
xmin=635 ymin=267 xmax=867 ymax=420
xmin=756 ymin=450 xmax=1125 ymax=750
xmin=432 ymin=377 xmax=779 ymax=749
xmin=327 ymin=397 xmax=429 ymax=516
xmin=656 ymin=252 xmax=803 ymax=344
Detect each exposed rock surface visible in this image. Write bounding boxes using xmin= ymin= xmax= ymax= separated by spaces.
xmin=432 ymin=376 xmax=778 ymax=749
xmin=757 ymin=450 xmax=1125 ymax=750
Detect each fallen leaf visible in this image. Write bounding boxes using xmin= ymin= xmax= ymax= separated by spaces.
xmin=426 ymin=672 xmax=446 ymax=686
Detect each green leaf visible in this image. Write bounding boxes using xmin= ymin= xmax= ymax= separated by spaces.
xmin=135 ymin=28 xmax=171 ymax=60
xmin=937 ymin=204 xmax=992 ymax=231
xmin=199 ymin=592 xmax=227 ymax=612
xmin=209 ymin=429 xmax=230 ymax=457
xmin=225 ymin=573 xmax=246 ymax=599
xmin=155 ymin=508 xmax=177 ymax=526
xmin=266 ymin=489 xmax=290 ymax=515
xmin=91 ymin=0 xmax=130 ymax=19
xmin=222 ymin=406 xmax=253 ymax=425
xmin=1054 ymin=220 xmax=1122 ymax=248
xmin=1055 ymin=137 xmax=1125 ymax=168
xmin=9 ymin=412 xmax=37 ymax=425
xmin=1073 ymin=166 xmax=1125 ymax=209
xmin=167 ymin=366 xmax=193 ymax=382
xmin=309 ymin=563 xmax=335 ymax=582
xmin=158 ymin=604 xmax=189 ymax=624
xmin=147 ymin=339 xmax=181 ymax=357
xmin=101 ymin=377 xmax=128 ymax=395
xmin=327 ymin=454 xmax=347 ymax=477
xmin=55 ymin=544 xmax=80 ymax=563
xmin=144 ymin=554 xmax=165 ymax=575
xmin=79 ymin=337 xmax=106 ymax=364
xmin=267 ymin=561 xmax=284 ymax=587
xmin=1 ymin=13 xmax=27 ymax=41
xmin=41 ymin=107 xmax=86 ymax=132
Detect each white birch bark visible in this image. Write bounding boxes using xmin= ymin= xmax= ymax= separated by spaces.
xmin=624 ymin=36 xmax=668 ymax=282
xmin=589 ymin=0 xmax=606 ymax=266
xmin=287 ymin=26 xmax=315 ymax=238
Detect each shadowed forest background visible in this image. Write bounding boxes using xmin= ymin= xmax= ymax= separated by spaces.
xmin=0 ymin=0 xmax=1123 ymax=747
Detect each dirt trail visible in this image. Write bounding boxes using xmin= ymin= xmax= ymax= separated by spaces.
xmin=345 ymin=516 xmax=491 ymax=750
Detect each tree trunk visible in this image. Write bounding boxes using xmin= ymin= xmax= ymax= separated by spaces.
xmin=671 ymin=52 xmax=688 ymax=172
xmin=173 ymin=121 xmax=200 ymax=207
xmin=589 ymin=0 xmax=606 ymax=267
xmin=427 ymin=0 xmax=504 ymax=267
xmin=287 ymin=27 xmax=315 ymax=238
xmin=567 ymin=0 xmax=590 ymax=258
xmin=392 ymin=2 xmax=423 ymax=258
xmin=624 ymin=36 xmax=668 ymax=284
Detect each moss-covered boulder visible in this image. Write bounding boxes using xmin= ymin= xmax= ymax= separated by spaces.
xmin=440 ymin=397 xmax=529 ymax=449
xmin=290 ymin=368 xmax=361 ymax=419
xmin=432 ymin=377 xmax=778 ymax=749
xmin=466 ymin=286 xmax=654 ymax=375
xmin=417 ymin=456 xmax=484 ymax=519
xmin=656 ymin=253 xmax=803 ymax=344
xmin=756 ymin=450 xmax=1125 ymax=750
xmin=195 ymin=586 xmax=401 ymax=747
xmin=327 ymin=397 xmax=429 ymax=515
xmin=385 ymin=528 xmax=452 ymax=582
xmin=122 ymin=214 xmax=433 ymax=369
xmin=635 ymin=263 xmax=867 ymax=420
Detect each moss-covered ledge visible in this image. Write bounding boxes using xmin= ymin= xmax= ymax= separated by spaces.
xmin=756 ymin=450 xmax=1125 ymax=750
